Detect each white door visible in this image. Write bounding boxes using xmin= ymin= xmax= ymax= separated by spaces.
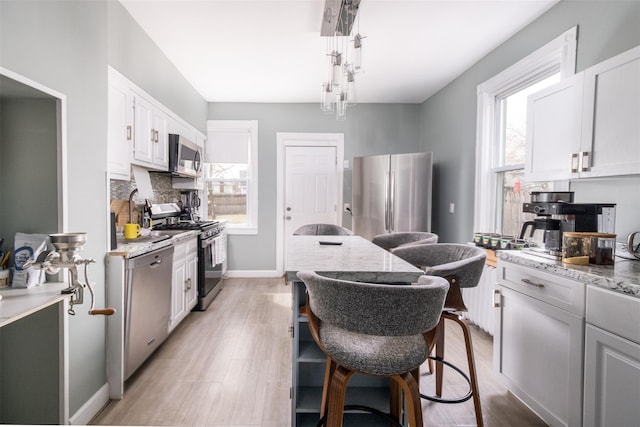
xmin=276 ymin=132 xmax=344 ymax=276
xmin=284 ymin=146 xmax=337 ymax=236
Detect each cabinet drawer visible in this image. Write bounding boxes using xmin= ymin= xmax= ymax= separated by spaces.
xmin=497 ymin=260 xmax=585 ymax=316
xmin=587 ymin=285 xmax=640 ymax=344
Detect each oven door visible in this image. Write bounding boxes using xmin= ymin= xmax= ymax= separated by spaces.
xmin=197 ymin=230 xmax=226 ymax=310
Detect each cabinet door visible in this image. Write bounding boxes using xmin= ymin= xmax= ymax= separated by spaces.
xmin=494 ymin=285 xmax=584 ymax=427
xmin=525 ymin=72 xmax=584 ymax=182
xmin=107 ymin=82 xmax=133 ymax=180
xmin=584 ymin=324 xmax=640 ymax=427
xmin=152 ymin=110 xmax=168 ymax=168
xmin=133 ymin=94 xmax=154 ymax=165
xmin=580 ymin=46 xmax=640 ymax=178
xmin=185 ymin=251 xmax=198 ymax=310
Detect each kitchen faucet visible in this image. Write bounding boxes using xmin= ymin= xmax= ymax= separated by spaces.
xmin=129 ymin=188 xmax=139 ymax=223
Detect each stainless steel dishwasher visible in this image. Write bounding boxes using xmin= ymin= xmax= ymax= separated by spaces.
xmin=124 ymin=245 xmax=174 ymax=379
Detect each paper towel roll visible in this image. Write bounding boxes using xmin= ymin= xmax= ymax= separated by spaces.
xmin=131 ymin=165 xmax=154 ymax=200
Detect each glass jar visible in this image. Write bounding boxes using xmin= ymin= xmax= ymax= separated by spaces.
xmin=562 ymin=232 xmax=592 ymax=265
xmin=589 ymin=233 xmax=616 ymax=265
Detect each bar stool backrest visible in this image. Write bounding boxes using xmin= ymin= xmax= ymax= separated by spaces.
xmin=293 ymin=224 xmax=353 ymax=236
xmin=372 ymin=232 xmax=438 ymax=251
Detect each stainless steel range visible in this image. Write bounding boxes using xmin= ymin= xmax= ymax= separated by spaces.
xmin=151 ymin=203 xmax=227 ymax=311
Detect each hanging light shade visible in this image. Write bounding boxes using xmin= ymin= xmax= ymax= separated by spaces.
xmin=321 ymin=82 xmax=334 ymax=113
xmin=345 ymin=68 xmax=356 ymax=106
xmin=330 ymin=50 xmax=343 ymax=88
xmin=353 ymin=33 xmax=363 ymax=73
xmin=336 ymin=91 xmax=347 ymax=121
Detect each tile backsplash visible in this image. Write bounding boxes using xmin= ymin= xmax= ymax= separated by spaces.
xmin=110 ymin=173 xmax=183 ymax=205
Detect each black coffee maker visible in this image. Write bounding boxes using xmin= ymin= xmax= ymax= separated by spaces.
xmin=179 ymin=190 xmax=201 ymax=222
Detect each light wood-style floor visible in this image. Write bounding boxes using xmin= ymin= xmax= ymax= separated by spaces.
xmin=92 ymin=277 xmax=546 ymax=427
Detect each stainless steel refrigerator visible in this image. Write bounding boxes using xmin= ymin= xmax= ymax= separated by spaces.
xmin=352 ymin=152 xmax=433 ymax=240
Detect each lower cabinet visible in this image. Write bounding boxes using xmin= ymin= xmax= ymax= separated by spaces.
xmin=170 ymin=237 xmax=198 ymax=332
xmin=494 ymin=260 xmax=584 ymax=427
xmin=291 ymin=280 xmax=393 ymax=427
xmin=584 ymin=286 xmax=640 ymax=427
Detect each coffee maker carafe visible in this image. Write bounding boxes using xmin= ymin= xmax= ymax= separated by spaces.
xmin=519 ymin=217 xmax=562 ymax=251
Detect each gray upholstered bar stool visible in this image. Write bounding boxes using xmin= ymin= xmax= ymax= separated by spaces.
xmin=391 ymin=243 xmax=486 ymax=427
xmin=372 ymin=232 xmax=438 ymax=251
xmin=297 ymin=270 xmax=449 ymax=427
xmin=293 ymin=223 xmax=353 ymax=236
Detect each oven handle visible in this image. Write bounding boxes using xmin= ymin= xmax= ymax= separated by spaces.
xmin=202 ymin=233 xmax=224 ymax=248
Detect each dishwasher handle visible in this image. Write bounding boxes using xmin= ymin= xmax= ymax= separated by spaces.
xmin=150 ymin=258 xmax=163 ymax=267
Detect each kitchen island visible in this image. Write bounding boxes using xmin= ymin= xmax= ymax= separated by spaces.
xmin=285 ymin=235 xmax=424 ymax=427
xmin=0 ymin=282 xmax=70 ymax=424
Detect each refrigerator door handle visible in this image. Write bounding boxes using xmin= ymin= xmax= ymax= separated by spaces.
xmin=384 ymin=171 xmax=390 ymax=232
xmin=389 ymin=172 xmax=395 ymax=232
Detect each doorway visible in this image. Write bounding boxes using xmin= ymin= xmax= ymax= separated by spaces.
xmin=275 ymin=132 xmax=344 ymax=276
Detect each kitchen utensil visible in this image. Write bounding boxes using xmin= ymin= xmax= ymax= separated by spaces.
xmin=626 ymin=231 xmax=640 ymax=259
xmin=0 ymin=250 xmax=11 ymax=268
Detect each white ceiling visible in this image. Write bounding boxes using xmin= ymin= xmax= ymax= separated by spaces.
xmin=120 ymin=0 xmax=560 ymax=104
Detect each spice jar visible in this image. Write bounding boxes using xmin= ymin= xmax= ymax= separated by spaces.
xmin=562 ymin=232 xmax=592 ymax=265
xmin=589 ymin=233 xmax=616 ymax=265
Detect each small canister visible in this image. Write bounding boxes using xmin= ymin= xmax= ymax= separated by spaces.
xmin=589 ymin=233 xmax=616 ymax=265
xmin=562 ymin=232 xmax=592 ymax=265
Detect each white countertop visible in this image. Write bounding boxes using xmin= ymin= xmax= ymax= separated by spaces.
xmin=498 ymin=250 xmax=640 ymax=298
xmin=0 ymin=282 xmax=69 ymax=327
xmin=285 ymin=235 xmax=424 ymax=283
xmin=108 ymin=230 xmax=199 ymax=258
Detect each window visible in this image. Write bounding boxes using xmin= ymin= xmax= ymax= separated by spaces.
xmin=205 ymin=120 xmax=258 ymax=234
xmin=474 ymin=27 xmax=577 ymax=237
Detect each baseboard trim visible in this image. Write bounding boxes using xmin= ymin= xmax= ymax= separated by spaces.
xmin=70 ymin=383 xmax=109 ymax=425
xmin=226 ymin=270 xmax=282 ymax=278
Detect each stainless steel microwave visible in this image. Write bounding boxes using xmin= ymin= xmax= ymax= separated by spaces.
xmin=168 ymin=134 xmax=202 ymax=178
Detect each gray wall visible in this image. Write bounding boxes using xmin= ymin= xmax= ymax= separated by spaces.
xmin=0 ymin=98 xmax=58 ymax=237
xmin=419 ymin=0 xmax=640 ymax=243
xmin=208 ymin=103 xmax=421 ymax=270
xmin=107 ymin=1 xmax=208 ymax=134
xmin=0 ymin=0 xmax=207 ymax=417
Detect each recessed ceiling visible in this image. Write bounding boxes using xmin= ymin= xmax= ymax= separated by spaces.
xmin=119 ymin=0 xmax=560 ymax=104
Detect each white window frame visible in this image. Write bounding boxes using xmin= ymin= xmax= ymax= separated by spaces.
xmin=474 ymin=27 xmax=577 ymax=233
xmin=205 ymin=120 xmax=258 ymax=235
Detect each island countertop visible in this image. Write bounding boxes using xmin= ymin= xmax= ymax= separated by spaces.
xmin=498 ymin=250 xmax=640 ymax=298
xmin=285 ymin=235 xmax=424 ymax=283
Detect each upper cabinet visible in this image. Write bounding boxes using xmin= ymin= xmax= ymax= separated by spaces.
xmin=107 ymin=66 xmax=205 ymax=180
xmin=580 ymin=46 xmax=640 ymax=178
xmin=108 ymin=70 xmax=134 ymax=180
xmin=525 ymin=73 xmax=584 ymax=181
xmin=525 ymin=46 xmax=640 ymax=182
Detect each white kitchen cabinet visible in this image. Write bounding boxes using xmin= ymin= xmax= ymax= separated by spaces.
xmin=525 ymin=72 xmax=584 ymax=182
xmin=525 ymin=46 xmax=640 ymax=182
xmin=133 ymin=92 xmax=168 ymax=171
xmin=169 ymin=236 xmax=198 ymax=332
xmin=107 ymin=70 xmax=134 ymax=180
xmin=494 ymin=259 xmax=584 ymax=427
xmin=584 ymin=286 xmax=640 ymax=427
xmin=579 ymin=46 xmax=640 ymax=178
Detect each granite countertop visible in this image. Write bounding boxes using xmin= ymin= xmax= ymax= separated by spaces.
xmin=497 ymin=250 xmax=640 ymax=298
xmin=109 ymin=230 xmax=199 ymax=258
xmin=285 ymin=235 xmax=424 ymax=283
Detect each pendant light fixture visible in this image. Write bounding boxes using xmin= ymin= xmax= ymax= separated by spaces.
xmin=320 ymin=0 xmax=364 ymax=120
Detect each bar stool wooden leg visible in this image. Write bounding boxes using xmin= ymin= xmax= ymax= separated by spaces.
xmin=444 ymin=312 xmax=483 ymax=427
xmin=326 ymin=364 xmax=354 ymax=427
xmin=393 ymin=371 xmax=423 ymax=427
xmin=435 ymin=317 xmax=446 ymax=397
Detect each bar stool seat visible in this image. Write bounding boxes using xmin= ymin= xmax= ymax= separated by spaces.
xmin=391 ymin=243 xmax=486 ymax=427
xmin=372 ymin=232 xmax=438 ymax=251
xmin=297 ymin=270 xmax=449 ymax=427
xmin=293 ymin=223 xmax=353 ymax=236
